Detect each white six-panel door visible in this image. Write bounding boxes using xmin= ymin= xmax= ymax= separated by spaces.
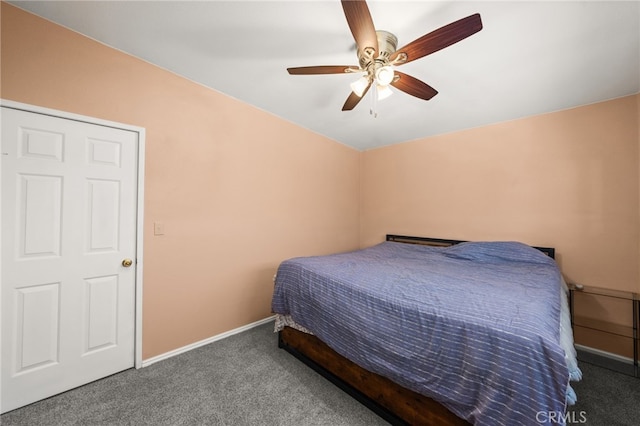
xmin=1 ymin=106 xmax=139 ymax=413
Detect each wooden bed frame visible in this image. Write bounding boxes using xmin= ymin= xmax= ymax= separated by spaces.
xmin=277 ymin=235 xmax=556 ymax=425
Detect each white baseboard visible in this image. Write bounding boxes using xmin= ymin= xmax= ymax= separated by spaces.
xmin=140 ymin=315 xmax=276 ymax=368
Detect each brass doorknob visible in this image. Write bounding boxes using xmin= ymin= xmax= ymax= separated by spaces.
xmin=122 ymin=258 xmax=133 ymax=267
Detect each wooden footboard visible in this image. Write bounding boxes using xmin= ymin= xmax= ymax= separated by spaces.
xmin=279 ymin=326 xmax=470 ymax=426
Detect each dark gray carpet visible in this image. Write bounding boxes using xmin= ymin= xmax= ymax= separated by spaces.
xmin=568 ymin=360 xmax=640 ymax=425
xmin=1 ymin=322 xmax=385 ymax=426
xmin=1 ymin=321 xmax=638 ymax=425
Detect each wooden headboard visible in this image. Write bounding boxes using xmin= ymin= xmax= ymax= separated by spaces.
xmin=386 ymin=234 xmax=556 ymax=259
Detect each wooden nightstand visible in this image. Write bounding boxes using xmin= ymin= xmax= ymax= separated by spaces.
xmin=568 ymin=283 xmax=639 ymax=377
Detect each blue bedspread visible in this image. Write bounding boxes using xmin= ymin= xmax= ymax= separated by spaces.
xmin=271 ymin=241 xmax=571 ymax=425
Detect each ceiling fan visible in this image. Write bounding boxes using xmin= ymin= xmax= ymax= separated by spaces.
xmin=287 ymin=0 xmax=483 ymax=112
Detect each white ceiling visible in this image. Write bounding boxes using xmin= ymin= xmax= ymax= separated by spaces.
xmin=8 ymin=1 xmax=640 ymax=151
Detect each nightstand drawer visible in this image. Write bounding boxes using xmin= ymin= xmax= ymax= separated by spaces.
xmin=569 ymin=284 xmax=638 ymax=377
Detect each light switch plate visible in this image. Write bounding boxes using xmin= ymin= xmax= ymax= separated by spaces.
xmin=154 ymin=221 xmax=165 ymax=235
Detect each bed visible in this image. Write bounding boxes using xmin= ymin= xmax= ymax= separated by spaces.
xmin=271 ymin=235 xmax=581 ymax=425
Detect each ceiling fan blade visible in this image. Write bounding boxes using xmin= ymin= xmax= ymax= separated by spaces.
xmin=342 ymin=82 xmax=371 ymax=111
xmin=389 ymin=13 xmax=482 ymax=65
xmin=391 ymin=71 xmax=438 ymax=100
xmin=341 ymin=0 xmax=378 ymax=58
xmin=287 ymin=66 xmax=360 ymax=75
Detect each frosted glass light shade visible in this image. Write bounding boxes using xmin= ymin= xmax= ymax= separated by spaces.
xmin=376 ymin=84 xmax=393 ymax=100
xmin=375 ymin=65 xmax=394 ymax=86
xmin=350 ymin=76 xmax=369 ymax=97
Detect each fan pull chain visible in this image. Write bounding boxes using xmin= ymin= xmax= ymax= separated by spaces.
xmin=370 ymin=84 xmax=378 ymax=118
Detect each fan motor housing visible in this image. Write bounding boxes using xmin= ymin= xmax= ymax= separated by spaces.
xmin=357 ymin=30 xmax=398 ymax=69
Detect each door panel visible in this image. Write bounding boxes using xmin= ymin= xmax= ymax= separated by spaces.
xmin=18 ymin=174 xmax=63 ymax=257
xmin=86 ymin=178 xmax=121 ymax=251
xmin=15 ymin=282 xmax=61 ymax=373
xmin=83 ymin=274 xmax=119 ymax=353
xmin=1 ymin=106 xmax=139 ymax=413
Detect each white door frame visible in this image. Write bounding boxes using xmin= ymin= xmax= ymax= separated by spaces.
xmin=0 ymin=99 xmax=145 ymax=369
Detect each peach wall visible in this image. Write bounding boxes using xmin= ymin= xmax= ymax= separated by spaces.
xmin=1 ymin=3 xmax=360 ymax=359
xmin=361 ymin=96 xmax=640 ymax=293
xmin=3 ymin=2 xmax=639 ymax=363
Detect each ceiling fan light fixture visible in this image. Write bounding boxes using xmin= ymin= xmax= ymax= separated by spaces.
xmin=376 ymin=84 xmax=393 ymax=100
xmin=286 ymin=2 xmax=483 ymax=112
xmin=375 ymin=65 xmax=395 ymax=86
xmin=350 ymin=75 xmax=369 ymax=97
